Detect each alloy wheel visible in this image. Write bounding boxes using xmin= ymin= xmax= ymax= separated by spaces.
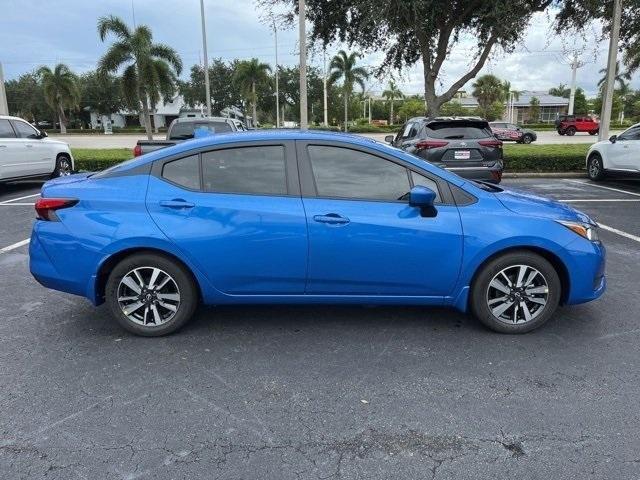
xmin=58 ymin=157 xmax=72 ymax=176
xmin=117 ymin=267 xmax=181 ymax=327
xmin=589 ymin=158 xmax=600 ymax=178
xmin=486 ymin=264 xmax=549 ymax=324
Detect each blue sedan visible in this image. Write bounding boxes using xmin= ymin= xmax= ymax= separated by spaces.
xmin=29 ymin=131 xmax=605 ymax=336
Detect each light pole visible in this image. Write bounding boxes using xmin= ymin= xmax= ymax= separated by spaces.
xmin=568 ymin=52 xmax=584 ymax=115
xmin=298 ymin=0 xmax=308 ymax=129
xmin=273 ymin=21 xmax=280 ymax=128
xmin=200 ymin=0 xmax=212 ymax=117
xmin=0 ymin=62 xmax=8 ymax=115
xmin=323 ymin=49 xmax=328 ymax=127
xmin=599 ymin=0 xmax=622 ymax=141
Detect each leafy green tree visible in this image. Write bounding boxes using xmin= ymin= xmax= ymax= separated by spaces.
xmin=328 ymin=50 xmax=369 ymax=131
xmin=179 ymin=59 xmax=243 ymax=115
xmin=234 ymin=58 xmax=272 ymax=127
xmin=597 ymin=61 xmax=631 ymax=90
xmin=36 ymin=64 xmax=79 ymax=134
xmin=78 ymin=70 xmax=124 ymax=121
xmin=529 ymin=96 xmax=540 ymax=123
xmin=97 ymin=15 xmax=182 ymax=139
xmin=472 ymin=74 xmax=506 ymax=119
xmin=573 ymin=87 xmax=589 ymax=115
xmin=397 ymin=96 xmax=425 ymax=122
xmin=263 ymin=0 xmax=553 ymax=116
xmin=439 ymin=100 xmax=467 ymax=117
xmin=382 ymin=80 xmax=404 ymax=124
xmin=548 ymin=83 xmax=571 ymax=98
xmin=4 ymin=72 xmax=48 ymax=122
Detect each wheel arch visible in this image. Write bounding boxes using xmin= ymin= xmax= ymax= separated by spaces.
xmin=94 ymin=247 xmax=203 ymax=305
xmin=466 ymin=246 xmax=570 ymax=308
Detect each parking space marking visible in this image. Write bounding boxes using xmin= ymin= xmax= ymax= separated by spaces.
xmin=599 ymin=224 xmax=640 ymax=243
xmin=558 ymin=199 xmax=640 ymax=203
xmin=0 ymin=203 xmax=35 ymax=206
xmin=0 ymin=238 xmax=30 ymax=254
xmin=565 ymin=179 xmax=640 ymax=198
xmin=0 ymin=193 xmax=40 ymax=204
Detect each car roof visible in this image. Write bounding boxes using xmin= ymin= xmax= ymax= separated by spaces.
xmin=408 ymin=116 xmax=488 ymax=125
xmin=0 ymin=115 xmax=29 ymax=122
xmin=171 ymin=116 xmax=233 ymax=124
xmin=107 ymin=129 xmax=468 ymax=186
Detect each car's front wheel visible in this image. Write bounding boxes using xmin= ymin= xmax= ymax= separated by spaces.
xmin=52 ymin=154 xmax=73 ymax=178
xmin=105 ymin=253 xmax=198 ymax=336
xmin=587 ymin=153 xmax=605 ymax=181
xmin=470 ymin=251 xmax=561 ymax=334
xmin=566 ymin=126 xmax=576 ymax=136
xmin=521 ymin=134 xmax=533 ymax=144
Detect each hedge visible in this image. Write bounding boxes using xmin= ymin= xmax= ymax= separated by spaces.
xmin=71 ymin=143 xmax=590 ymax=173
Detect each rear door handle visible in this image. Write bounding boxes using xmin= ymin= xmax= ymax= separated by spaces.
xmin=25 ymin=144 xmax=33 ymax=148
xmin=160 ymin=199 xmax=195 ymax=209
xmin=313 ymin=213 xmax=350 ymax=225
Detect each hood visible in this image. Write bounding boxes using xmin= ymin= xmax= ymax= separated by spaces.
xmin=496 ymin=188 xmax=594 ymax=224
xmin=42 ymin=137 xmax=70 ymax=147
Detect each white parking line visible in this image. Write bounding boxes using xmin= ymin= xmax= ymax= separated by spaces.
xmin=558 ymin=199 xmax=640 ymax=203
xmin=565 ymin=179 xmax=640 ymax=198
xmin=0 ymin=238 xmax=30 ymax=254
xmin=0 ymin=193 xmax=40 ymax=204
xmin=599 ymin=224 xmax=640 ymax=243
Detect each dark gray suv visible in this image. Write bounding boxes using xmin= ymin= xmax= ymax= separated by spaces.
xmin=386 ymin=117 xmax=504 ymax=183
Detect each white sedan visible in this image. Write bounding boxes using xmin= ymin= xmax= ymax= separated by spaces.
xmin=0 ymin=115 xmax=74 ymax=183
xmin=586 ymin=123 xmax=640 ymax=180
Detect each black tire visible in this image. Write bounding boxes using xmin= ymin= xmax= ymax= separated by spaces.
xmin=105 ymin=253 xmax=198 ymax=336
xmin=52 ymin=154 xmax=72 ymax=178
xmin=557 ymin=129 xmax=565 ymax=136
xmin=521 ymin=134 xmax=533 ymax=144
xmin=470 ymin=251 xmax=561 ymax=334
xmin=587 ymin=152 xmax=606 ymax=181
xmin=566 ymin=126 xmax=576 ymax=136
xmin=589 ymin=130 xmax=597 ymax=136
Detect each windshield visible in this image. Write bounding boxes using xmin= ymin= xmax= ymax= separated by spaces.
xmin=426 ymin=121 xmax=492 ymax=139
xmin=169 ymin=121 xmax=233 ymax=140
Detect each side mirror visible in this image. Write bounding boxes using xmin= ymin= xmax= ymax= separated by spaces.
xmin=609 ymin=135 xmax=617 ymax=143
xmin=39 ymin=130 xmax=48 ymax=138
xmin=409 ymin=185 xmax=438 ymax=217
xmin=384 ymin=135 xmax=395 ymax=144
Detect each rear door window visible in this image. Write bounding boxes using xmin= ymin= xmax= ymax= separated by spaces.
xmin=426 ymin=122 xmax=491 ymax=139
xmin=162 ymin=154 xmax=200 ymax=190
xmin=0 ymin=119 xmax=16 ymax=138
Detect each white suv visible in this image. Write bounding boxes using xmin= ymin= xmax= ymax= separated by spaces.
xmin=0 ymin=115 xmax=74 ymax=183
xmin=586 ymin=123 xmax=640 ymax=180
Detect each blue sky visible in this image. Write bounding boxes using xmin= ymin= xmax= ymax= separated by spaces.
xmin=0 ymin=0 xmax=631 ymax=97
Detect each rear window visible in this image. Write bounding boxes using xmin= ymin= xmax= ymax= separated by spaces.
xmin=169 ymin=121 xmax=233 ymax=139
xmin=426 ymin=122 xmax=491 ymax=140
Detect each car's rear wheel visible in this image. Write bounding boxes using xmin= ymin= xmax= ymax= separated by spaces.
xmin=557 ymin=129 xmax=565 ymax=136
xmin=470 ymin=251 xmax=561 ymax=334
xmin=52 ymin=154 xmax=72 ymax=178
xmin=521 ymin=134 xmax=533 ymax=144
xmin=105 ymin=253 xmax=198 ymax=336
xmin=589 ymin=130 xmax=598 ymax=136
xmin=587 ymin=153 xmax=606 ymax=181
xmin=566 ymin=126 xmax=576 ymax=136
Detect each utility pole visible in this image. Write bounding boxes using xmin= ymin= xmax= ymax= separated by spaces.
xmin=323 ymin=50 xmax=328 ymax=127
xmin=368 ymin=96 xmax=372 ymax=124
xmin=0 ymin=62 xmax=8 ymax=115
xmin=273 ymin=21 xmax=280 ymax=128
xmin=568 ymin=52 xmax=584 ymax=115
xmin=200 ymin=0 xmax=212 ymax=117
xmin=599 ymin=0 xmax=622 ymax=141
xmin=298 ymin=0 xmax=308 ymax=130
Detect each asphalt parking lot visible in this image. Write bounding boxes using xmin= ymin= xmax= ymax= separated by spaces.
xmin=1 ymin=176 xmax=639 ymax=479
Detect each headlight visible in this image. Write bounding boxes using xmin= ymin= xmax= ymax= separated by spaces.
xmin=558 ymin=220 xmax=599 ymax=241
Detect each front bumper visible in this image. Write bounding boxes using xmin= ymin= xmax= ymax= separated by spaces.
xmin=563 ymin=238 xmax=606 ymax=305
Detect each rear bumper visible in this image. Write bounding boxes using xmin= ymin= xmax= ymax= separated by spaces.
xmin=439 ymin=164 xmax=504 ymax=183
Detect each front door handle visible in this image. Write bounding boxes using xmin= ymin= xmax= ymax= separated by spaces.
xmin=160 ymin=199 xmax=195 ymax=209
xmin=25 ymin=144 xmax=33 ymax=148
xmin=313 ymin=213 xmax=350 ymax=225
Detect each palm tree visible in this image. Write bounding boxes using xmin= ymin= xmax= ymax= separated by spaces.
xmin=97 ymin=15 xmax=182 ymax=140
xmin=329 ymin=50 xmax=369 ymax=132
xmin=472 ymin=75 xmax=505 ymax=114
xmin=597 ymin=61 xmax=631 ymax=90
xmin=233 ymin=59 xmax=271 ymax=128
xmin=382 ymin=80 xmax=404 ymax=125
xmin=37 ymin=64 xmax=79 ymax=134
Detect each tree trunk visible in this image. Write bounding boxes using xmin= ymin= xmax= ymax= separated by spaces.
xmin=389 ymin=101 xmax=394 ymax=125
xmin=141 ymin=97 xmax=152 ymax=140
xmin=252 ymin=82 xmax=258 ymax=128
xmin=344 ymin=91 xmax=348 ymax=132
xmin=58 ymin=105 xmax=67 ymax=134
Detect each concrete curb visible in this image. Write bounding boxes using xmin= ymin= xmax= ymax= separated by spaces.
xmin=503 ymin=172 xmax=585 ymax=178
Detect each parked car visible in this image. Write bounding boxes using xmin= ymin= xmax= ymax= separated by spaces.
xmin=30 ymin=131 xmax=605 ymax=336
xmin=386 ymin=117 xmax=504 ymax=183
xmin=489 ymin=122 xmax=537 ymax=144
xmin=134 ymin=116 xmax=248 ymax=156
xmin=557 ymin=115 xmax=599 ymax=136
xmin=585 ymin=123 xmax=640 ymax=180
xmin=0 ymin=115 xmax=74 ymax=183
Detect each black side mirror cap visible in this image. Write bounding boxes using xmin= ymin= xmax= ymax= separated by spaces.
xmin=384 ymin=135 xmax=394 ymax=144
xmin=609 ymin=135 xmax=617 ymax=143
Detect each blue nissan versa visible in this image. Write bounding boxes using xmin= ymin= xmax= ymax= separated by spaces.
xmin=29 ymin=131 xmax=605 ymax=336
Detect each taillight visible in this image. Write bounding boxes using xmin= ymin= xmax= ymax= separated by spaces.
xmin=133 ymin=144 xmax=142 ymax=157
xmin=491 ymin=170 xmax=503 ymax=182
xmin=415 ymin=140 xmax=449 ymax=150
xmin=478 ymin=139 xmax=503 ymax=148
xmin=35 ymin=198 xmax=78 ymax=221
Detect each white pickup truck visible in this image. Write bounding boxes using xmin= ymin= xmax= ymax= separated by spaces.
xmin=0 ymin=115 xmax=74 ymax=183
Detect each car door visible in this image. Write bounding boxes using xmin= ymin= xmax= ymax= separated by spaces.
xmin=296 ymin=140 xmax=463 ymax=296
xmin=491 ymin=123 xmax=507 ymax=140
xmin=0 ymin=119 xmax=21 ymax=180
xmin=9 ymin=119 xmax=51 ymax=176
xmin=611 ymin=126 xmax=640 ymax=170
xmin=145 ymin=140 xmax=308 ymax=295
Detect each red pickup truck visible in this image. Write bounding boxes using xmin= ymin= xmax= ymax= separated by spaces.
xmin=556 ymin=115 xmax=599 ymax=136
